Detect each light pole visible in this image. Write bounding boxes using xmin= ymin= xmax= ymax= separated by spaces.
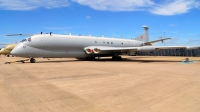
xmin=164 ymin=31 xmax=166 ymax=46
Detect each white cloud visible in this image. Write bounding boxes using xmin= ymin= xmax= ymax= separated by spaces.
xmin=149 ymin=0 xmax=195 ymax=15
xmin=0 ymin=0 xmax=69 ymax=10
xmin=0 ymin=0 xmax=199 ymax=16
xmin=86 ymin=16 xmax=91 ymax=19
xmin=169 ymin=24 xmax=177 ymax=27
xmin=194 ymin=2 xmax=200 ymax=8
xmin=72 ymin=0 xmax=199 ymax=15
xmin=72 ymin=0 xmax=154 ymax=11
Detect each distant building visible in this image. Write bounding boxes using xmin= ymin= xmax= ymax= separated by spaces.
xmin=135 ymin=47 xmax=200 ymax=57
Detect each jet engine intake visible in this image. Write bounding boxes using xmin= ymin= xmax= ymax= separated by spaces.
xmin=94 ymin=48 xmax=101 ymax=54
xmin=85 ymin=48 xmax=94 ymax=54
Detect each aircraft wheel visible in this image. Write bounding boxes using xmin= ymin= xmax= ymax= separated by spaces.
xmin=75 ymin=58 xmax=85 ymax=60
xmin=112 ymin=56 xmax=122 ymax=61
xmin=30 ymin=58 xmax=36 ymax=63
xmin=118 ymin=56 xmax=122 ymax=60
xmin=85 ymin=57 xmax=95 ymax=60
xmin=7 ymin=55 xmax=10 ymax=57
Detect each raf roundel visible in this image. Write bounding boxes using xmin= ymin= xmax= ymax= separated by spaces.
xmin=28 ymin=38 xmax=31 ymax=42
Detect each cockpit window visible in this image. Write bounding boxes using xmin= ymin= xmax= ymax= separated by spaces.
xmin=20 ymin=39 xmax=27 ymax=42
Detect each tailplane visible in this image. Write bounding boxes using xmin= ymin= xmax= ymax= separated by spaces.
xmin=134 ymin=25 xmax=149 ymax=42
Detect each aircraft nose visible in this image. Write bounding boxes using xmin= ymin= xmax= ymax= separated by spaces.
xmin=0 ymin=49 xmax=3 ymax=53
xmin=11 ymin=44 xmax=27 ymax=57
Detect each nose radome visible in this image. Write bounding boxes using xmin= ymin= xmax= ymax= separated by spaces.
xmin=11 ymin=47 xmax=18 ymax=56
xmin=11 ymin=44 xmax=26 ymax=57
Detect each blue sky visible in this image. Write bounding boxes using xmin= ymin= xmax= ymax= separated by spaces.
xmin=0 ymin=0 xmax=200 ymax=47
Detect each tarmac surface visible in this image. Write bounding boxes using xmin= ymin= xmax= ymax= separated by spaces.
xmin=0 ymin=55 xmax=200 ymax=112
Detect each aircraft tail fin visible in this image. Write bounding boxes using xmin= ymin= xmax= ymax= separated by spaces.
xmin=14 ymin=40 xmax=18 ymax=44
xmin=134 ymin=25 xmax=149 ymax=42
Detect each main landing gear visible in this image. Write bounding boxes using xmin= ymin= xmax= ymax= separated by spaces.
xmin=112 ymin=55 xmax=122 ymax=61
xmin=30 ymin=58 xmax=36 ymax=63
xmin=85 ymin=57 xmax=95 ymax=60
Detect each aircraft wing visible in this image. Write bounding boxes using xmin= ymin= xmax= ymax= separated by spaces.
xmin=6 ymin=34 xmax=35 ymax=36
xmin=152 ymin=46 xmax=200 ymax=50
xmin=84 ymin=46 xmax=199 ymax=54
xmin=144 ymin=38 xmax=171 ymax=45
xmin=84 ymin=46 xmax=137 ymax=54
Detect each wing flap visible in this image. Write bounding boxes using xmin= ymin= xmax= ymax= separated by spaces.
xmin=154 ymin=46 xmax=199 ymax=50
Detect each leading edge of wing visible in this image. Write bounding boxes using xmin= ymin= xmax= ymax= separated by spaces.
xmin=154 ymin=46 xmax=200 ymax=50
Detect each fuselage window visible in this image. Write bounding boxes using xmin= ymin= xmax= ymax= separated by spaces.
xmin=95 ymin=41 xmax=97 ymax=43
xmin=103 ymin=42 xmax=105 ymax=43
xmin=121 ymin=43 xmax=123 ymax=45
xmin=111 ymin=42 xmax=113 ymax=44
xmin=107 ymin=42 xmax=109 ymax=44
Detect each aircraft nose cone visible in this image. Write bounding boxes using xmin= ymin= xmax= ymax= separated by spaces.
xmin=11 ymin=44 xmax=27 ymax=57
xmin=11 ymin=48 xmax=18 ymax=56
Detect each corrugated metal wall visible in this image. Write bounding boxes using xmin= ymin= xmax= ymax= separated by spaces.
xmin=136 ymin=47 xmax=200 ymax=57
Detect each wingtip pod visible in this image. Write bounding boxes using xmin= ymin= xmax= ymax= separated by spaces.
xmin=186 ymin=46 xmax=199 ymax=50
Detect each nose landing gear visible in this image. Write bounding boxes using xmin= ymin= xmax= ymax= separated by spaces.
xmin=30 ymin=58 xmax=36 ymax=63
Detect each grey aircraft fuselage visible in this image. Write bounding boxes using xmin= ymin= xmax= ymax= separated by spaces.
xmin=11 ymin=34 xmax=144 ymax=58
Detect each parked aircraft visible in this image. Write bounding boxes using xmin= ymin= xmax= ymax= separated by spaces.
xmin=10 ymin=25 xmax=199 ymax=63
xmin=0 ymin=44 xmax=17 ymax=57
